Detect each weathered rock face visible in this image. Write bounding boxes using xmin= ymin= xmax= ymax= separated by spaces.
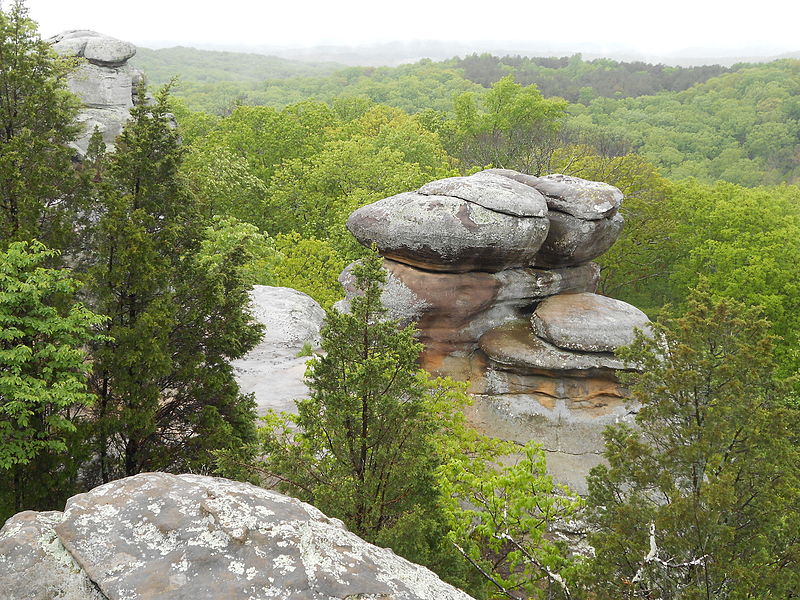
xmin=232 ymin=286 xmax=325 ymax=415
xmin=0 ymin=511 xmax=105 ymax=600
xmin=0 ymin=473 xmax=473 ymax=600
xmin=531 ymin=292 xmax=651 ymax=353
xmin=49 ymin=31 xmax=141 ymax=156
xmin=341 ymin=169 xmax=648 ymax=493
xmin=346 ymin=175 xmax=550 ymax=272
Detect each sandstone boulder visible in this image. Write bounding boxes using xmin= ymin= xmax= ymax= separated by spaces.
xmin=9 ymin=473 xmax=470 ymax=600
xmin=480 ymin=320 xmax=628 ymax=373
xmin=531 ymin=292 xmax=651 ymax=353
xmin=0 ymin=511 xmax=105 ymax=600
xmin=418 ymin=172 xmax=547 ymax=217
xmin=50 ymin=31 xmax=137 ymax=156
xmin=535 ymin=211 xmax=624 ymax=267
xmin=232 ymin=286 xmax=325 ymax=415
xmin=50 ymin=30 xmax=136 ymax=66
xmin=529 ymin=173 xmax=623 ymax=220
xmin=346 ymin=192 xmax=549 ymax=272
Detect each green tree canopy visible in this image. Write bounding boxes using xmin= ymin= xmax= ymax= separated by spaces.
xmin=584 ymin=286 xmax=800 ymax=599
xmin=0 ymin=0 xmax=83 ymax=248
xmin=0 ymin=240 xmax=104 ymax=517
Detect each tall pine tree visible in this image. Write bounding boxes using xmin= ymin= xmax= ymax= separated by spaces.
xmin=83 ymin=86 xmax=262 ymax=484
xmin=0 ymin=0 xmax=83 ymax=249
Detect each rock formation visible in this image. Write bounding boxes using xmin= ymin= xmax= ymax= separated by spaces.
xmin=344 ymin=169 xmax=650 ymax=493
xmin=232 ymin=286 xmax=326 ymax=415
xmin=0 ymin=473 xmax=473 ymax=600
xmin=49 ymin=31 xmax=142 ymax=156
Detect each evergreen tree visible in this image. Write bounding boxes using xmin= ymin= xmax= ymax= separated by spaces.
xmin=0 ymin=0 xmax=83 ymax=248
xmin=0 ymin=241 xmax=104 ymax=518
xmin=82 ymin=86 xmax=262 ymax=484
xmin=583 ymin=286 xmax=800 ymax=599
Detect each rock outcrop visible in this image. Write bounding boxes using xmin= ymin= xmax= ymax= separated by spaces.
xmin=0 ymin=473 xmax=473 ymax=600
xmin=232 ymin=286 xmax=325 ymax=415
xmin=49 ymin=31 xmax=142 ymax=156
xmin=343 ymin=170 xmax=650 ymax=492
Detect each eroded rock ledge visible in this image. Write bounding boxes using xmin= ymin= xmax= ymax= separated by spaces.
xmin=343 ymin=169 xmax=650 ymax=493
xmin=0 ymin=473 xmax=474 ymax=600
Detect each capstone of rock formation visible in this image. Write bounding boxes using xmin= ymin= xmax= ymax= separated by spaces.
xmin=0 ymin=473 xmax=474 ymax=600
xmin=49 ymin=31 xmax=142 ymax=156
xmin=232 ymin=286 xmax=325 ymax=415
xmin=342 ymin=170 xmax=649 ymax=493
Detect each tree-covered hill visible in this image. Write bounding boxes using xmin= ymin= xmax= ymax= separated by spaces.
xmin=572 ymin=59 xmax=800 ymax=184
xmin=132 ymin=46 xmax=344 ymax=85
xmin=449 ymin=53 xmax=734 ymax=101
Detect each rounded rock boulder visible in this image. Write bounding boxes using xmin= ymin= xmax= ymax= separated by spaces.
xmin=531 ymin=292 xmax=651 ymax=353
xmin=346 ymin=190 xmax=549 ymax=272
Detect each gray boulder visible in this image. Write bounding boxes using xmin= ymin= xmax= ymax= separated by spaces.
xmin=531 ymin=292 xmax=651 ymax=353
xmin=0 ymin=511 xmax=104 ymax=600
xmin=480 ymin=320 xmax=628 ymax=373
xmin=232 ymin=286 xmax=325 ymax=415
xmin=346 ymin=191 xmax=549 ymax=272
xmin=42 ymin=473 xmax=473 ymax=600
xmin=419 ymin=172 xmax=547 ymax=217
xmin=480 ymin=170 xmax=625 ymax=266
xmin=529 ymin=173 xmax=623 ymax=220
xmin=535 ymin=211 xmax=624 ymax=267
xmin=50 ymin=30 xmax=136 ymax=66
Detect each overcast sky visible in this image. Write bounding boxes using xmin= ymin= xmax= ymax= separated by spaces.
xmin=24 ymin=0 xmax=799 ymax=56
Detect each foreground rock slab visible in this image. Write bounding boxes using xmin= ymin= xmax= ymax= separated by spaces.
xmin=0 ymin=473 xmax=475 ymax=600
xmin=0 ymin=511 xmax=105 ymax=600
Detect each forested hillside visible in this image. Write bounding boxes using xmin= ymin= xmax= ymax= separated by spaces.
xmin=137 ymin=45 xmax=800 ymax=184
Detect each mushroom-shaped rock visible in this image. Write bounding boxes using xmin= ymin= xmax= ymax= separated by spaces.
xmin=50 ymin=473 xmax=474 ymax=600
xmin=531 ymin=292 xmax=651 ymax=353
xmin=530 ymin=173 xmax=623 ymax=220
xmin=480 ymin=320 xmax=628 ymax=373
xmin=346 ymin=191 xmax=549 ymax=272
xmin=232 ymin=286 xmax=325 ymax=415
xmin=0 ymin=511 xmax=105 ymax=600
xmin=50 ymin=30 xmax=138 ymax=156
xmin=50 ymin=30 xmax=136 ymax=66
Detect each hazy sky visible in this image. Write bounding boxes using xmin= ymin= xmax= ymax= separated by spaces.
xmin=24 ymin=0 xmax=799 ymax=55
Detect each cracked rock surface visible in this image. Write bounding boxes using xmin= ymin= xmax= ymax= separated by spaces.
xmin=0 ymin=473 xmax=474 ymax=600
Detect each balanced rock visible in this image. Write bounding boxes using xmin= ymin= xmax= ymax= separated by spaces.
xmin=0 ymin=473 xmax=474 ymax=600
xmin=339 ymin=168 xmax=648 ymax=493
xmin=50 ymin=30 xmax=136 ymax=66
xmin=232 ymin=286 xmax=325 ymax=415
xmin=531 ymin=292 xmax=651 ymax=353
xmin=50 ymin=31 xmax=140 ymax=156
xmin=347 ymin=174 xmax=549 ymax=272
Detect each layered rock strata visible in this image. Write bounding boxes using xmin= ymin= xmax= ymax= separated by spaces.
xmin=49 ymin=30 xmax=142 ymax=156
xmin=0 ymin=473 xmax=473 ymax=600
xmin=344 ymin=170 xmax=650 ymax=492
